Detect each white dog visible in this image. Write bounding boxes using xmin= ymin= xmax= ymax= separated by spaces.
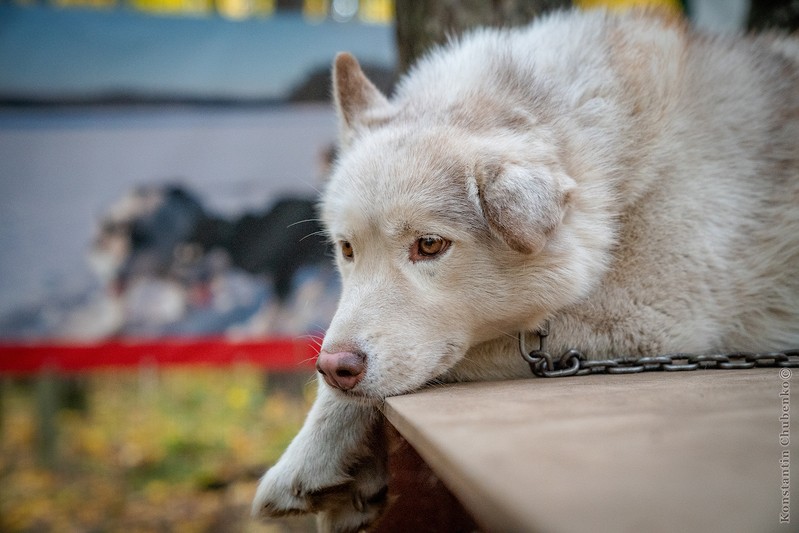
xmin=254 ymin=8 xmax=799 ymax=531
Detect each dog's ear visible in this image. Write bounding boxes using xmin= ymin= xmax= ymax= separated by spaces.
xmin=475 ymin=163 xmax=576 ymax=255
xmin=333 ymin=52 xmax=394 ymax=147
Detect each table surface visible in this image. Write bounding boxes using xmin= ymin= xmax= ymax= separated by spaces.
xmin=383 ymin=369 xmax=795 ymax=533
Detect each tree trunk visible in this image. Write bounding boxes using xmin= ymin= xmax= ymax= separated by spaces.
xmin=747 ymin=0 xmax=799 ymax=31
xmin=395 ymin=0 xmax=570 ymax=74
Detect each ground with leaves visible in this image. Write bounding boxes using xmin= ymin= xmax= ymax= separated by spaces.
xmin=1 ymin=367 xmax=317 ymax=532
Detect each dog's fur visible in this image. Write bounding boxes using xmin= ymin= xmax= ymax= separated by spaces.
xmin=254 ymin=9 xmax=799 ymax=531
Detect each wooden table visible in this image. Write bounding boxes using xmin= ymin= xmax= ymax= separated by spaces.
xmin=379 ymin=370 xmax=795 ymax=533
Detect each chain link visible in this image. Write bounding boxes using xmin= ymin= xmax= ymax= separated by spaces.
xmin=519 ymin=321 xmax=799 ymax=378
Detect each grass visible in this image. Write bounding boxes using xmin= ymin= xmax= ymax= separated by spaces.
xmin=0 ymin=366 xmax=317 ymax=532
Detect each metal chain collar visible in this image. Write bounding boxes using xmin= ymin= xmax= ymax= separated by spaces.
xmin=519 ymin=321 xmax=799 ymax=378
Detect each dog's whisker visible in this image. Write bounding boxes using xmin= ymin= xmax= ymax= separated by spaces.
xmin=299 ymin=331 xmax=326 ymax=342
xmin=287 ymin=218 xmax=324 ymax=229
xmin=298 ymin=339 xmax=323 ymax=351
xmin=294 ymin=177 xmax=325 ymax=195
xmin=483 ymin=326 xmax=518 ymax=341
xmin=299 ymin=356 xmax=319 ymax=366
xmin=299 ymin=230 xmax=329 ymax=242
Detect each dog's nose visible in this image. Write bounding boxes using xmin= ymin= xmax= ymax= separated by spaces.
xmin=316 ymin=350 xmax=366 ymax=391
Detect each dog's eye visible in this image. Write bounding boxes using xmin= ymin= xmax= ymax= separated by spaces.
xmin=339 ymin=240 xmax=354 ymax=261
xmin=419 ymin=237 xmax=445 ymax=255
xmin=411 ymin=236 xmax=450 ymax=262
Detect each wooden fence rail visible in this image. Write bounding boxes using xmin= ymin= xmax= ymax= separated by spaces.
xmin=0 ymin=337 xmax=318 ymax=374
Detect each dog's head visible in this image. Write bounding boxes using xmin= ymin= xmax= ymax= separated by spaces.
xmin=318 ymin=53 xmax=611 ymax=399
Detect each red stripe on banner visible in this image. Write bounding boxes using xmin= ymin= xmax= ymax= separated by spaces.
xmin=0 ymin=337 xmax=319 ymax=374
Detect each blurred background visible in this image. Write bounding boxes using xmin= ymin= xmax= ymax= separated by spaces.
xmin=0 ymin=2 xmax=394 ymax=531
xmin=0 ymin=0 xmax=396 ymax=342
xmin=0 ymin=0 xmax=795 ymax=531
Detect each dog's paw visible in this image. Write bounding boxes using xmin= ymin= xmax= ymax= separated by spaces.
xmin=313 ymin=447 xmax=389 ymax=532
xmin=252 ymin=461 xmax=388 ymax=520
xmin=251 ymin=471 xmax=307 ymax=518
xmin=253 ymin=447 xmax=389 ymax=532
xmin=252 ymin=454 xmax=352 ymax=518
xmin=316 ymin=485 xmax=388 ymax=533
xmin=252 ymin=384 xmax=388 ymax=527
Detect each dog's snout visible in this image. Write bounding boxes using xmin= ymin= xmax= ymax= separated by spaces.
xmin=316 ymin=350 xmax=366 ymax=391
